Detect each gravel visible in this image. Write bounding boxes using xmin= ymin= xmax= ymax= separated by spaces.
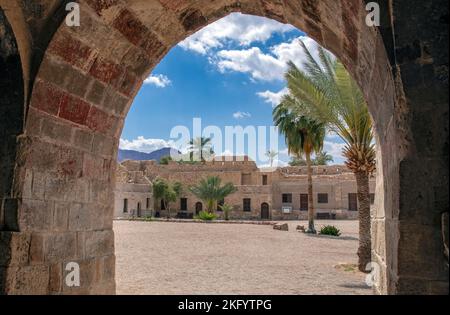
xmin=114 ymin=220 xmax=373 ymax=295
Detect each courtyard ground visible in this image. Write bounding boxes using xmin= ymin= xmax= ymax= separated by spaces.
xmin=114 ymin=220 xmax=372 ymax=295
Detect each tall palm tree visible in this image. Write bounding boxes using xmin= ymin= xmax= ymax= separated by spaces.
xmin=283 ymin=41 xmax=376 ymax=271
xmin=189 ymin=176 xmax=237 ymax=213
xmin=273 ymin=100 xmax=326 ymax=234
xmin=188 ymin=137 xmax=214 ymax=162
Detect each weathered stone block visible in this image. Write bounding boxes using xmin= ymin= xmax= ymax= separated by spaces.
xmin=48 ymin=32 xmax=97 ymax=72
xmin=59 ymin=94 xmax=91 ymax=126
xmin=85 ymin=230 xmax=115 ymax=258
xmin=45 ymin=232 xmax=77 ymax=263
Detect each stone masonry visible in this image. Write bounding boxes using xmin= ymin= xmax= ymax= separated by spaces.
xmin=116 ymin=158 xmax=375 ymax=221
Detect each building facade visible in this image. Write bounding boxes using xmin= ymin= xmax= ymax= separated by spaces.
xmin=115 ymin=157 xmax=375 ymax=220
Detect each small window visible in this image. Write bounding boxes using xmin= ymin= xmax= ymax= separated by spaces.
xmin=180 ymin=198 xmax=188 ymax=211
xmin=282 ymin=193 xmax=292 ymax=203
xmin=123 ymin=199 xmax=128 ymax=213
xmin=318 ymin=193 xmax=329 ymax=204
xmin=160 ymin=199 xmax=166 ymax=210
xmin=217 ymin=199 xmax=225 ymax=211
xmin=146 ymin=198 xmax=150 ymax=209
xmin=243 ymin=198 xmax=251 ymax=212
xmin=370 ymin=193 xmax=375 ymax=205
xmin=262 ymin=175 xmax=268 ymax=186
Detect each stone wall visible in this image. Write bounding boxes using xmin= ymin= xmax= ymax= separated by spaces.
xmin=0 ymin=0 xmax=447 ymax=295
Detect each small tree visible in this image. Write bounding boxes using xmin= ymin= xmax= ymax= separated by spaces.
xmin=219 ymin=203 xmax=233 ymax=221
xmin=160 ymin=155 xmax=173 ymax=165
xmin=153 ymin=178 xmax=183 ymax=218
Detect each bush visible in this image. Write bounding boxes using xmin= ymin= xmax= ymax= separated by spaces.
xmin=319 ymin=225 xmax=341 ymax=237
xmin=195 ymin=211 xmax=217 ymax=221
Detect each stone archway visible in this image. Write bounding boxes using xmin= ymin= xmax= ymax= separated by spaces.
xmin=0 ymin=0 xmax=448 ymax=295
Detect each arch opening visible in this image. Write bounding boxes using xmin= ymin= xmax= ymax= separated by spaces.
xmin=2 ymin=0 xmax=402 ymax=295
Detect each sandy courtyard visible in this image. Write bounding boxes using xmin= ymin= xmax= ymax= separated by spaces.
xmin=114 ymin=220 xmax=372 ymax=295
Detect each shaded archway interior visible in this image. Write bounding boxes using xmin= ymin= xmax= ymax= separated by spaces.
xmin=1 ymin=0 xmax=447 ymax=295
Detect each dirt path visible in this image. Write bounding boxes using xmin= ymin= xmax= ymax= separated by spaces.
xmin=114 ymin=220 xmax=372 ymax=295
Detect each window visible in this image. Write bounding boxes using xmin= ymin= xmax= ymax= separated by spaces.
xmin=300 ymin=194 xmax=308 ymax=211
xmin=146 ymin=198 xmax=150 ymax=209
xmin=160 ymin=199 xmax=166 ymax=210
xmin=318 ymin=193 xmax=329 ymax=204
xmin=370 ymin=193 xmax=375 ymax=205
xmin=241 ymin=173 xmax=252 ymax=185
xmin=282 ymin=193 xmax=292 ymax=203
xmin=123 ymin=199 xmax=128 ymax=213
xmin=348 ymin=193 xmax=358 ymax=211
xmin=262 ymin=175 xmax=268 ymax=186
xmin=217 ymin=199 xmax=224 ymax=211
xmin=243 ymin=198 xmax=251 ymax=212
xmin=180 ymin=198 xmax=188 ymax=211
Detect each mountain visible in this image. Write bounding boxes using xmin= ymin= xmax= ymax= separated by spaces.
xmin=118 ymin=148 xmax=180 ymax=163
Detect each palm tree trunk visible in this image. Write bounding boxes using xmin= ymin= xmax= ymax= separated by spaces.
xmin=355 ymin=171 xmax=371 ymax=272
xmin=305 ymin=153 xmax=316 ymax=234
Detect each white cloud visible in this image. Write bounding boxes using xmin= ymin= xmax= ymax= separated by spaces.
xmin=257 ymin=88 xmax=289 ymax=107
xmin=323 ymin=140 xmax=346 ymax=164
xmin=216 ymin=47 xmax=286 ymax=81
xmin=259 ymin=158 xmax=288 ymax=169
xmin=213 ymin=36 xmax=322 ymax=82
xmin=233 ymin=111 xmax=252 ymax=119
xmin=179 ymin=13 xmax=294 ymax=55
xmin=119 ymin=137 xmax=176 ymax=153
xmin=143 ymin=74 xmax=172 ymax=88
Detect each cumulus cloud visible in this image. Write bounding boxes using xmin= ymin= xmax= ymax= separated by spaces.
xmin=119 ymin=137 xmax=176 ymax=153
xmin=323 ymin=140 xmax=346 ymax=164
xmin=212 ymin=36 xmax=322 ymax=82
xmin=143 ymin=74 xmax=172 ymax=88
xmin=233 ymin=111 xmax=252 ymax=119
xmin=179 ymin=13 xmax=295 ymax=54
xmin=257 ymin=88 xmax=289 ymax=107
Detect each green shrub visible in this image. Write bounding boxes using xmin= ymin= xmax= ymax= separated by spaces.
xmin=319 ymin=225 xmax=341 ymax=236
xmin=195 ymin=211 xmax=217 ymax=221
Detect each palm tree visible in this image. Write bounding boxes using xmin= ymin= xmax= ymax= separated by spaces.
xmin=313 ymin=151 xmax=334 ymax=166
xmin=265 ymin=150 xmax=278 ymax=167
xmin=273 ymin=100 xmax=326 ymax=234
xmin=189 ymin=176 xmax=237 ymax=213
xmin=283 ymin=41 xmax=376 ymax=271
xmin=188 ymin=137 xmax=214 ymax=162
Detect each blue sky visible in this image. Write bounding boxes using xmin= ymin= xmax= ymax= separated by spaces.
xmin=120 ymin=13 xmax=345 ymax=166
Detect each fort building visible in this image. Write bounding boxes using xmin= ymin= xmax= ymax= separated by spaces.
xmin=115 ymin=157 xmax=375 ymax=221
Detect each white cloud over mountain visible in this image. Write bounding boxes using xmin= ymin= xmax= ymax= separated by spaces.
xmin=119 ymin=137 xmax=175 ymax=153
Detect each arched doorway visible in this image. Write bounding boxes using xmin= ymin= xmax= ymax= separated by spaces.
xmin=0 ymin=0 xmax=447 ymax=295
xmin=195 ymin=202 xmax=203 ymax=215
xmin=137 ymin=202 xmax=142 ymax=218
xmin=261 ymin=203 xmax=270 ymax=220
